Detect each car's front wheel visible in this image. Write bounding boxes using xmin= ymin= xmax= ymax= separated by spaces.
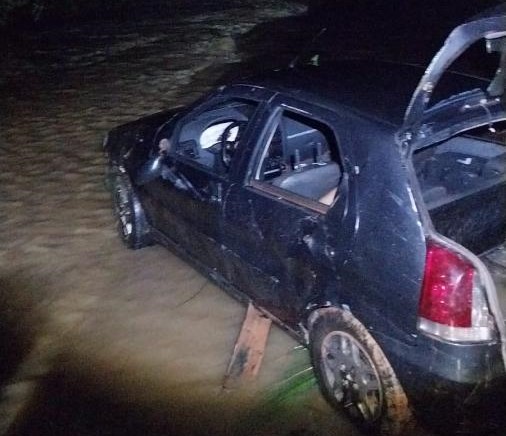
xmin=309 ymin=308 xmax=413 ymax=435
xmin=111 ymin=166 xmax=152 ymax=249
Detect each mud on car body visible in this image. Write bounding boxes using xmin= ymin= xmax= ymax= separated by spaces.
xmin=104 ymin=5 xmax=506 ymax=434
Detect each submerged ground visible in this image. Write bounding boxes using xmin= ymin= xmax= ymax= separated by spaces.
xmin=0 ymin=1 xmax=489 ymax=434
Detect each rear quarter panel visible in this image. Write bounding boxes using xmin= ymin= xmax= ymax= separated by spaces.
xmin=327 ymin=117 xmax=427 ymax=345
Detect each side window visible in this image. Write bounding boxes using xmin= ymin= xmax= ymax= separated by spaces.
xmin=175 ymin=98 xmax=258 ymax=173
xmin=254 ymin=110 xmax=342 ymax=207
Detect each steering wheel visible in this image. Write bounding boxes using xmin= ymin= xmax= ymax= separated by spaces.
xmin=220 ymin=120 xmax=246 ymax=168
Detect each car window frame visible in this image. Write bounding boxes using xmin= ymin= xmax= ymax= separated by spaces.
xmin=168 ymin=87 xmax=267 ymax=180
xmin=247 ymin=98 xmax=345 ymax=215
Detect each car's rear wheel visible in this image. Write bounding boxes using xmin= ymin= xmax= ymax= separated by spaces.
xmin=309 ymin=308 xmax=413 ymax=435
xmin=111 ymin=166 xmax=152 ymax=249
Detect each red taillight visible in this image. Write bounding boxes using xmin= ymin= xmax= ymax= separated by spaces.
xmin=419 ymin=242 xmax=475 ymax=328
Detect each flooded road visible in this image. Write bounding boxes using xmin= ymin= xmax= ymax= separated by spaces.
xmin=0 ymin=1 xmax=367 ymax=435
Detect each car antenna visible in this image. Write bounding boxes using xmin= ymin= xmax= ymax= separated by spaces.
xmin=289 ymin=27 xmax=327 ymax=69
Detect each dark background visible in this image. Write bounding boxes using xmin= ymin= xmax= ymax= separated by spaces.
xmin=1 ymin=1 xmax=501 ymax=35
xmin=2 ymin=0 xmax=502 ymax=73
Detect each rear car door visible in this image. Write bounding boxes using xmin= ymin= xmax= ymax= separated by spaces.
xmin=222 ymin=96 xmax=349 ymax=326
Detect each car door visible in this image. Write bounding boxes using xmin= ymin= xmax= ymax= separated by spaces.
xmin=140 ymin=86 xmax=270 ymax=271
xmin=222 ymin=95 xmax=350 ymax=326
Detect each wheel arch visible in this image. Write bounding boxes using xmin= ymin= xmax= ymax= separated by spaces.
xmin=307 ymin=305 xmax=415 ymax=434
xmin=307 ymin=304 xmax=342 ymax=331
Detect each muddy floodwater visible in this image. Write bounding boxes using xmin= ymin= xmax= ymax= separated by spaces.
xmin=0 ymin=2 xmax=434 ymax=435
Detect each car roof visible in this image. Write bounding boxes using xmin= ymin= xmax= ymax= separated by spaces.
xmin=238 ymin=59 xmax=487 ymax=127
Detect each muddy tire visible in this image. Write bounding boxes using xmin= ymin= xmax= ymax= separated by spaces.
xmin=309 ymin=308 xmax=413 ymax=435
xmin=111 ymin=166 xmax=152 ymax=249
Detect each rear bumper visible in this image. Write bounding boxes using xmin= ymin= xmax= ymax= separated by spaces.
xmin=378 ymin=331 xmax=506 ymax=430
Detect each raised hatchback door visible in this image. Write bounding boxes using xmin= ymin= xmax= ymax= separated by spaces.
xmin=401 ymin=5 xmax=506 ymax=146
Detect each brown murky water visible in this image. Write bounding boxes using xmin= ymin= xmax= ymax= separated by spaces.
xmin=0 ymin=2 xmax=436 ymax=435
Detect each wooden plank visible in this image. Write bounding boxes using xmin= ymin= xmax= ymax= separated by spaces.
xmin=223 ymin=302 xmax=272 ymax=389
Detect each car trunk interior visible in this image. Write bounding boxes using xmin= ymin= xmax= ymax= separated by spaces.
xmin=413 ymin=125 xmax=506 ymax=318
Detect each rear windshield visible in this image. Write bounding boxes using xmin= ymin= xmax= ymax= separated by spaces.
xmin=466 ymin=120 xmax=506 ymax=144
xmin=431 ymin=39 xmax=500 ymax=107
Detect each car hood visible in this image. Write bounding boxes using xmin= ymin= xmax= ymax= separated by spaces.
xmin=110 ymin=106 xmax=183 ymax=145
xmin=401 ymin=4 xmax=506 ymax=147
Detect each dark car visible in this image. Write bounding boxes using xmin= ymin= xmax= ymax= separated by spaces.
xmin=104 ymin=6 xmax=506 ymax=434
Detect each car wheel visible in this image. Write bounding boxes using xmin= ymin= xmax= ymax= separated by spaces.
xmin=309 ymin=308 xmax=413 ymax=435
xmin=111 ymin=166 xmax=152 ymax=249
